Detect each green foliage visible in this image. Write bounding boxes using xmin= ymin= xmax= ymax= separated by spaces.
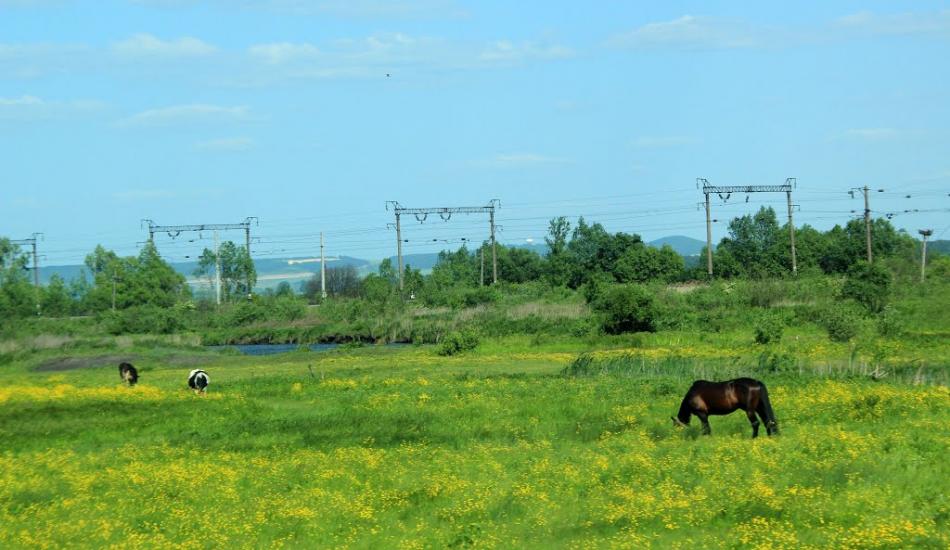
xmin=876 ymin=306 xmax=905 ymax=337
xmin=436 ymin=329 xmax=480 ymax=356
xmin=194 ymin=241 xmax=256 ymax=301
xmin=615 ymin=244 xmax=684 ymax=283
xmin=591 ymin=284 xmax=657 ymax=334
xmin=754 ymin=313 xmax=784 ymax=345
xmin=842 ymin=261 xmax=891 ymax=313
xmin=101 ymin=305 xmax=187 ymax=335
xmin=818 ymin=305 xmax=862 ymax=343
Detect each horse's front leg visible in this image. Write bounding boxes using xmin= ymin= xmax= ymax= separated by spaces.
xmin=696 ymin=412 xmax=711 ymax=435
xmin=746 ymin=410 xmax=760 ymax=438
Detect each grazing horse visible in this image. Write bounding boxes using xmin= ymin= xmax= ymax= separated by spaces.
xmin=672 ymin=378 xmax=778 ymax=438
xmin=188 ymin=369 xmax=209 ymax=394
xmin=118 ymin=362 xmax=138 ymax=386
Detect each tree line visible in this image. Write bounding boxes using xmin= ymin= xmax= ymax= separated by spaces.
xmin=1 ymin=207 xmax=943 ymax=322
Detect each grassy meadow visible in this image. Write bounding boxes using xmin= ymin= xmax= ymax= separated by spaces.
xmin=1 ymin=337 xmax=948 ymax=549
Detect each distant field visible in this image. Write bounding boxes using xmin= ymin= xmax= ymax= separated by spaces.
xmin=1 ymin=344 xmax=947 ymax=548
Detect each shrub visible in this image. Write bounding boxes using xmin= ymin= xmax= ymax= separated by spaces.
xmin=437 ymin=330 xmax=480 ymax=356
xmin=592 ymin=284 xmax=657 ymax=334
xmin=101 ymin=305 xmax=187 ymax=335
xmin=876 ymin=306 xmax=905 ymax=337
xmin=841 ymin=261 xmax=891 ymax=313
xmin=819 ymin=306 xmax=861 ymax=343
xmin=754 ymin=313 xmax=784 ymax=345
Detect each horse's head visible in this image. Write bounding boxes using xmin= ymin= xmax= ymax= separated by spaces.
xmin=670 ymin=416 xmax=688 ymax=427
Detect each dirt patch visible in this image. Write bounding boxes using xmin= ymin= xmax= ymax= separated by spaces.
xmin=34 ymin=355 xmax=133 ymax=372
xmin=34 ymin=354 xmax=214 ymax=372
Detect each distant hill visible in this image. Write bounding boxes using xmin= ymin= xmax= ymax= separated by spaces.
xmin=930 ymin=240 xmax=950 ymax=256
xmin=647 ymin=235 xmax=706 ymax=256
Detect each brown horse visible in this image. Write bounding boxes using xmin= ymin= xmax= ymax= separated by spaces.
xmin=671 ymin=378 xmax=778 ymax=438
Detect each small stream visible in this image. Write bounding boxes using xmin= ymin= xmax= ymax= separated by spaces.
xmin=209 ymin=343 xmax=409 ymax=356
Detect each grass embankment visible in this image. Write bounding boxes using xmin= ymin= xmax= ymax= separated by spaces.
xmin=1 ymin=342 xmax=948 ymax=548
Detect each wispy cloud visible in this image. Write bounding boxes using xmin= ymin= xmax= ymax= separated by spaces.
xmin=609 ymin=15 xmax=768 ymax=50
xmin=248 ymin=42 xmax=320 ymax=64
xmin=836 ymin=10 xmax=950 ymax=37
xmin=487 ymin=153 xmax=570 ymax=167
xmin=0 ymin=94 xmax=104 ymax=121
xmin=194 ymin=136 xmax=255 ymax=152
xmin=610 ymin=11 xmax=950 ymax=52
xmin=838 ymin=128 xmax=901 ymax=141
xmin=130 ymin=0 xmax=468 ymax=19
xmin=112 ymin=189 xmax=179 ymax=201
xmin=478 ymin=41 xmax=573 ymax=64
xmin=241 ymin=33 xmax=573 ymax=83
xmin=118 ymin=104 xmax=250 ymax=128
xmin=631 ymin=136 xmax=697 ymax=148
xmin=112 ymin=34 xmax=218 ymax=58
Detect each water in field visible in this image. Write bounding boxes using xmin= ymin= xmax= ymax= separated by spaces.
xmin=211 ymin=343 xmax=408 ymax=355
xmin=211 ymin=343 xmax=340 ymax=355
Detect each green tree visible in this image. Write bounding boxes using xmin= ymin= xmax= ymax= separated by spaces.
xmin=616 ymin=245 xmax=684 ymax=283
xmin=194 ymin=241 xmax=256 ymax=301
xmin=545 ymin=217 xmax=572 ymax=286
xmin=0 ymin=238 xmax=36 ymax=318
xmin=41 ymin=274 xmax=73 ymax=316
xmin=842 ymin=261 xmax=891 ymax=313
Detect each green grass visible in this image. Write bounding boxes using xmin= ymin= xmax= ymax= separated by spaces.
xmin=1 ymin=342 xmax=948 ymax=548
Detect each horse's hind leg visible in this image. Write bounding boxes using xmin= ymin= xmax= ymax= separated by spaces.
xmin=746 ymin=409 xmax=760 ymax=438
xmin=755 ymin=401 xmax=773 ymax=436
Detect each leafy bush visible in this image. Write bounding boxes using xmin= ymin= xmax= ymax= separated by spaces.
xmin=101 ymin=305 xmax=187 ymax=335
xmin=842 ymin=261 xmax=891 ymax=313
xmin=819 ymin=306 xmax=861 ymax=343
xmin=591 ymin=284 xmax=657 ymax=334
xmin=876 ymin=306 xmax=905 ymax=337
xmin=754 ymin=313 xmax=784 ymax=345
xmin=437 ymin=330 xmax=480 ymax=356
xmin=271 ymin=296 xmax=307 ymax=321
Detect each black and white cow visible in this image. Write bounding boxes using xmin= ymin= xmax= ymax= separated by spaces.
xmin=188 ymin=369 xmax=209 ymax=394
xmin=119 ymin=362 xmax=138 ymax=386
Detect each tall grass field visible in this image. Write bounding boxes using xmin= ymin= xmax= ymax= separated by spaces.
xmin=1 ymin=343 xmax=948 ymax=548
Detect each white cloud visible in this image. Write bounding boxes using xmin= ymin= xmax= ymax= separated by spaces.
xmin=837 ymin=10 xmax=950 ymax=37
xmin=195 ymin=136 xmax=255 ymax=151
xmin=118 ymin=104 xmax=250 ymax=127
xmin=609 ymin=15 xmax=765 ymax=50
xmin=112 ymin=34 xmax=218 ymax=58
xmin=631 ymin=136 xmax=696 ymax=148
xmin=248 ymin=42 xmax=320 ymax=64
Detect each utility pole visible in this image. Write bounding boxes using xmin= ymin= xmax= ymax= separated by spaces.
xmin=480 ymin=245 xmax=485 ymax=286
xmin=850 ymin=187 xmax=882 ymax=264
xmin=111 ymin=276 xmax=119 ymax=312
xmin=320 ymin=232 xmax=327 ymax=299
xmin=786 ymin=187 xmax=797 ymax=275
xmin=489 ymin=208 xmax=498 ymax=284
xmin=11 ymin=233 xmax=42 ymax=314
xmin=698 ymin=178 xmax=796 ymax=277
xmin=864 ymin=186 xmax=872 ymax=263
xmin=213 ymin=230 xmax=222 ymax=305
xmin=919 ymin=229 xmax=933 ymax=282
xmin=142 ymin=217 xmax=257 ymax=297
xmin=704 ymin=191 xmax=713 ymax=278
xmin=386 ymin=200 xmax=500 ymax=289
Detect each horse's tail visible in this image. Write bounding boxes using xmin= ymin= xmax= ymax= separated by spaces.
xmin=759 ymin=382 xmax=778 ymax=431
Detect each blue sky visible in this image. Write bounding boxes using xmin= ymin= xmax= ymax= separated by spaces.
xmin=2 ymin=1 xmax=949 ymax=266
